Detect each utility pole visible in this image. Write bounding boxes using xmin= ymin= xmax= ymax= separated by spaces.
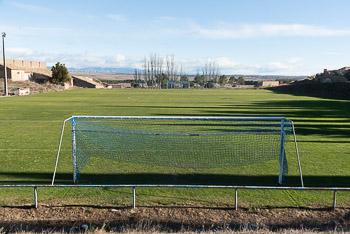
xmin=2 ymin=32 xmax=8 ymax=96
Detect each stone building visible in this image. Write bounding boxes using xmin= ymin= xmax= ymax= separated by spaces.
xmin=261 ymin=80 xmax=280 ymax=87
xmin=109 ymin=83 xmax=132 ymax=88
xmin=0 ymin=59 xmax=51 ymax=81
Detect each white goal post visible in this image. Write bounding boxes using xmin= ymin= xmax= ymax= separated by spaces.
xmin=51 ymin=116 xmax=304 ymax=187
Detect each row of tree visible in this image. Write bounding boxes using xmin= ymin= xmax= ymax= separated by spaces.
xmin=134 ymin=54 xmax=187 ymax=88
xmin=133 ymin=54 xmax=246 ymax=88
xmin=193 ymin=74 xmax=245 ymax=87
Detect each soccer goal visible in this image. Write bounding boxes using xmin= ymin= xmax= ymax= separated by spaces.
xmin=51 ymin=116 xmax=304 ymax=186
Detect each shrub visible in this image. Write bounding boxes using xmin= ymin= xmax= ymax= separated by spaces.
xmin=50 ymin=62 xmax=71 ymax=85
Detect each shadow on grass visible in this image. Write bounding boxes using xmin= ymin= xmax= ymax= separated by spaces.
xmin=268 ymin=82 xmax=350 ymax=100
xmin=0 ymin=172 xmax=349 ymax=187
xmin=150 ymin=99 xmax=350 ymax=139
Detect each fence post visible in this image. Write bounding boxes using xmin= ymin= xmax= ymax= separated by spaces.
xmin=132 ymin=186 xmax=136 ymax=209
xmin=33 ymin=186 xmax=38 ymax=209
xmin=332 ymin=190 xmax=337 ymax=210
xmin=234 ymin=189 xmax=238 ymax=210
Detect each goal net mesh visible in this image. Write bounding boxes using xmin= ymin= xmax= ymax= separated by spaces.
xmin=72 ymin=117 xmax=292 ymax=183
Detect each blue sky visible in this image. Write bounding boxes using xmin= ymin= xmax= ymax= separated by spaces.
xmin=0 ymin=0 xmax=350 ymax=75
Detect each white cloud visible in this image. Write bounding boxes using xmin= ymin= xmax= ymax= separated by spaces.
xmin=62 ymin=53 xmax=130 ymax=68
xmin=103 ymin=54 xmax=127 ymax=67
xmin=238 ymin=58 xmax=305 ymax=75
xmin=213 ymin=57 xmax=237 ymax=69
xmin=4 ymin=48 xmax=131 ymax=68
xmin=131 ymin=56 xmax=307 ymax=75
xmin=188 ymin=23 xmax=350 ymax=39
xmin=0 ymin=25 xmax=72 ymax=37
xmin=115 ymin=54 xmax=126 ymax=63
xmin=8 ymin=1 xmax=51 ymax=12
xmin=7 ymin=47 xmax=34 ymax=56
xmin=178 ymin=56 xmax=307 ymax=75
xmin=3 ymin=47 xmax=310 ymax=75
xmin=106 ymin=14 xmax=127 ymax=22
xmin=323 ymin=51 xmax=343 ymax=56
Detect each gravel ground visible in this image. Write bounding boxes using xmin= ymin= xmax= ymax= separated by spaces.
xmin=0 ymin=206 xmax=349 ymax=232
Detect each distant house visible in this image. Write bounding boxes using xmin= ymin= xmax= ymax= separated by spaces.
xmin=109 ymin=83 xmax=132 ymax=88
xmin=260 ymin=80 xmax=280 ymax=87
xmin=167 ymin=80 xmax=190 ymax=88
xmin=0 ymin=59 xmax=51 ymax=82
xmin=234 ymin=85 xmax=255 ymax=89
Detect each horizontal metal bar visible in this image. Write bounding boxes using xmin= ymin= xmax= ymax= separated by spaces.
xmin=71 ymin=115 xmax=287 ymax=121
xmin=79 ymin=129 xmax=284 ymax=136
xmin=1 ymin=184 xmax=350 ymax=191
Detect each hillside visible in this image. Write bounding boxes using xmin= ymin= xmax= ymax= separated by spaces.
xmin=270 ymin=67 xmax=350 ymax=100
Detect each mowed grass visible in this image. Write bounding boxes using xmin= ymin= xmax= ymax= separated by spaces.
xmin=0 ymin=88 xmax=349 ymax=207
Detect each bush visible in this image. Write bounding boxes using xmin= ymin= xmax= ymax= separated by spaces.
xmin=50 ymin=62 xmax=71 ymax=85
xmin=345 ymin=71 xmax=350 ymax=81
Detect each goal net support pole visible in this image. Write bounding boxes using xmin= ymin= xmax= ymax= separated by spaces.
xmin=51 ymin=116 xmax=72 ymax=185
xmin=291 ymin=120 xmax=304 ymax=187
xmin=278 ymin=119 xmax=286 ymax=185
xmin=71 ymin=117 xmax=79 ymax=184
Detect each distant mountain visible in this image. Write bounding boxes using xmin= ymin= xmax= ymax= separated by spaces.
xmin=69 ymin=67 xmax=135 ymax=74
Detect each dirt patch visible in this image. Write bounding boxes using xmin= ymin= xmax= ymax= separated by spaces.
xmin=0 ymin=80 xmax=65 ymax=95
xmin=0 ymin=206 xmax=349 ymax=232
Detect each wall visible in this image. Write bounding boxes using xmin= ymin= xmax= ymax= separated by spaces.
xmin=0 ymin=59 xmax=51 ymax=76
xmin=4 ymin=59 xmax=47 ymax=70
xmin=73 ymin=76 xmax=98 ymax=88
xmin=72 ymin=75 xmax=105 ymax=88
xmin=110 ymin=83 xmax=132 ymax=88
xmin=10 ymin=70 xmax=31 ymax=81
xmin=262 ymin=81 xmax=280 ymax=87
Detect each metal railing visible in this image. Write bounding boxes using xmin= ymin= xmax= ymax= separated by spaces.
xmin=1 ymin=184 xmax=349 ymax=210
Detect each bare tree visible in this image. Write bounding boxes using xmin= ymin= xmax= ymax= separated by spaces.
xmin=141 ymin=54 xmax=185 ymax=89
xmin=133 ymin=69 xmax=142 ymax=87
xmin=165 ymin=55 xmax=177 ymax=88
xmin=200 ymin=61 xmax=220 ymax=87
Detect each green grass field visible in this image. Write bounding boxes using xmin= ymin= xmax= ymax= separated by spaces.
xmin=0 ymin=88 xmax=349 ymax=207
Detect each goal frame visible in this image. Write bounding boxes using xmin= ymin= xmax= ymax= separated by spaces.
xmin=51 ymin=115 xmax=304 ymax=187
